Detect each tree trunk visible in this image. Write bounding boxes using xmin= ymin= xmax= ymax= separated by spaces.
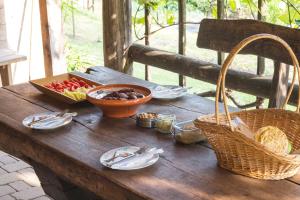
xmin=102 ymin=0 xmax=132 ymax=73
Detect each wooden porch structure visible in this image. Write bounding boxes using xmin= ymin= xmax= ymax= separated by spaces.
xmin=0 ymin=1 xmax=299 ymax=199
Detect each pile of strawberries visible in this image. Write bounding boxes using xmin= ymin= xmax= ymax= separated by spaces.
xmin=44 ymin=78 xmax=91 ymax=93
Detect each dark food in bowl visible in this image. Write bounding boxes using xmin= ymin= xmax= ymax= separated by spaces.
xmin=98 ymin=88 xmax=145 ymax=100
xmin=86 ymin=84 xmax=152 ymax=118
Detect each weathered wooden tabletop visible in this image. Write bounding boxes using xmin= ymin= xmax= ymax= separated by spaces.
xmin=0 ymin=66 xmax=300 ymax=200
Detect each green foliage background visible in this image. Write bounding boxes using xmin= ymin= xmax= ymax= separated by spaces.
xmin=133 ymin=0 xmax=300 ymax=28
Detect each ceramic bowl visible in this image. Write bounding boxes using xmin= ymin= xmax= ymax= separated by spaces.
xmin=87 ymin=84 xmax=152 ymax=118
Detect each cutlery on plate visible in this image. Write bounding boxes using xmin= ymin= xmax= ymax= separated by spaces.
xmin=28 ymin=110 xmax=77 ymax=127
xmin=33 ymin=115 xmax=73 ymax=128
xmin=106 ymin=146 xmax=150 ymax=167
xmin=104 ymin=146 xmax=148 ymax=163
xmin=107 ymin=147 xmax=163 ymax=167
xmin=104 ymin=151 xmax=131 ymax=163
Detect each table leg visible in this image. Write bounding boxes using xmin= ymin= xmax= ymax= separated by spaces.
xmin=0 ymin=64 xmax=12 ymax=86
xmin=29 ymin=161 xmax=102 ymax=200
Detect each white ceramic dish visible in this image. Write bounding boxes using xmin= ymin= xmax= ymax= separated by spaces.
xmin=100 ymin=146 xmax=160 ymax=170
xmin=151 ymin=85 xmax=188 ymax=100
xmin=22 ymin=112 xmax=73 ymax=130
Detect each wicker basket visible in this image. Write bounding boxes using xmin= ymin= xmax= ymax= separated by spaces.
xmin=194 ymin=34 xmax=300 ymax=180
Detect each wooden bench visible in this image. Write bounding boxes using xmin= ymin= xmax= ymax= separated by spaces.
xmin=128 ymin=19 xmax=300 ymax=108
xmin=0 ymin=48 xmax=26 ymax=86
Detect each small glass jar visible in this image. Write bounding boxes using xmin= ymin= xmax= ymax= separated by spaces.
xmin=155 ymin=114 xmax=176 ymax=134
xmin=136 ymin=112 xmax=158 ymax=128
xmin=171 ymin=120 xmax=206 ymax=144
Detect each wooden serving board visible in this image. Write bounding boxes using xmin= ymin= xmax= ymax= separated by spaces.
xmin=30 ymin=73 xmax=102 ymax=104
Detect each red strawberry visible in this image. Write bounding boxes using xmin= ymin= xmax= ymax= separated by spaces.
xmin=78 ymin=80 xmax=86 ymax=87
xmin=63 ymin=80 xmax=70 ymax=85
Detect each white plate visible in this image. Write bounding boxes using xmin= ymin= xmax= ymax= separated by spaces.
xmin=151 ymin=85 xmax=188 ymax=100
xmin=23 ymin=112 xmax=73 ymax=130
xmin=100 ymin=146 xmax=160 ymax=170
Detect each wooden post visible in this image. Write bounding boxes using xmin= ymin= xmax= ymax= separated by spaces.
xmin=256 ymin=0 xmax=265 ymax=108
xmin=144 ymin=4 xmax=151 ymax=81
xmin=216 ymin=0 xmax=225 ymax=65
xmin=178 ymin=0 xmax=186 ymax=86
xmin=39 ymin=0 xmax=53 ymax=77
xmin=257 ymin=0 xmax=265 ymax=75
xmin=216 ymin=0 xmax=225 ymax=101
xmin=0 ymin=65 xmax=12 ymax=86
xmin=268 ymin=61 xmax=289 ymax=108
xmin=102 ymin=0 xmax=132 ymax=73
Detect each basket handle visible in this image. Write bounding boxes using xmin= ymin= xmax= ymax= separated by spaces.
xmin=215 ymin=34 xmax=300 ymax=130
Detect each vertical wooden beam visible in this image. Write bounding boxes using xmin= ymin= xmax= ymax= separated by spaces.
xmin=257 ymin=0 xmax=264 ymax=76
xmin=178 ymin=0 xmax=186 ymax=86
xmin=144 ymin=4 xmax=151 ymax=81
xmin=102 ymin=0 xmax=132 ymax=73
xmin=0 ymin=65 xmax=12 ymax=86
xmin=268 ymin=61 xmax=289 ymax=108
xmin=216 ymin=0 xmax=225 ymax=102
xmin=217 ymin=0 xmax=225 ymax=65
xmin=102 ymin=1 xmax=118 ymax=70
xmin=256 ymin=0 xmax=265 ymax=108
xmin=39 ymin=0 xmax=53 ymax=77
xmin=120 ymin=0 xmax=133 ymax=74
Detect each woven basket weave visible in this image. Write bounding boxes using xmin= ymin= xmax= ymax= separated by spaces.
xmin=194 ymin=34 xmax=300 ymax=180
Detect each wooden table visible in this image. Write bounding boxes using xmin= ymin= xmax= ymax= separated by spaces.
xmin=0 ymin=66 xmax=300 ymax=200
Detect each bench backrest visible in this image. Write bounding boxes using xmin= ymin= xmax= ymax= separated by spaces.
xmin=197 ymin=19 xmax=300 ymax=65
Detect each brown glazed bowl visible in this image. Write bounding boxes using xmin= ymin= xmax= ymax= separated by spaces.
xmin=86 ymin=84 xmax=152 ymax=118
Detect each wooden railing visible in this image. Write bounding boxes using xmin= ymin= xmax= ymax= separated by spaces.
xmin=128 ymin=43 xmax=299 ymax=106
